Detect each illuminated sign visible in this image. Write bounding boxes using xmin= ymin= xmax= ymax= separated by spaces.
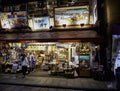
xmin=0 ymin=11 xmax=27 ymax=29
xmin=33 ymin=17 xmax=50 ymax=30
xmin=54 ymin=6 xmax=89 ymax=26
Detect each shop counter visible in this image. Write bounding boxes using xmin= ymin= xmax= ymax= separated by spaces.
xmin=79 ymin=68 xmax=91 ymax=77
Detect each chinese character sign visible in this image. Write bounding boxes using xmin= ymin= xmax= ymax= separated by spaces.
xmin=33 ymin=17 xmax=50 ymax=30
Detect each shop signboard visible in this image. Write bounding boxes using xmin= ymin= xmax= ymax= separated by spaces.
xmin=32 ymin=17 xmax=50 ymax=30
xmin=112 ymin=35 xmax=120 ymax=72
xmin=112 ymin=36 xmax=120 ymax=55
xmin=54 ymin=6 xmax=89 ymax=26
xmin=0 ymin=11 xmax=27 ymax=29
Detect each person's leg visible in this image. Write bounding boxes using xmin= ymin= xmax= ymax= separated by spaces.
xmin=27 ymin=67 xmax=30 ymax=74
xmin=32 ymin=67 xmax=34 ymax=71
xmin=22 ymin=66 xmax=26 ymax=77
xmin=29 ymin=67 xmax=32 ymax=72
xmin=76 ymin=67 xmax=79 ymax=76
xmin=24 ymin=66 xmax=28 ymax=77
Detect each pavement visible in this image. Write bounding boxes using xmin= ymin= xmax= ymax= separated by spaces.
xmin=0 ymin=71 xmax=117 ymax=91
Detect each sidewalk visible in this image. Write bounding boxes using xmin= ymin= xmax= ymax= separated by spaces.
xmin=0 ymin=72 xmax=117 ymax=91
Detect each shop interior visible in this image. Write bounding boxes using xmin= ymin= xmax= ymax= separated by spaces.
xmin=0 ymin=41 xmax=101 ymax=77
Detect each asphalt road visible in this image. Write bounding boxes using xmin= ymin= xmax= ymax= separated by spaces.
xmin=0 ymin=84 xmax=84 ymax=91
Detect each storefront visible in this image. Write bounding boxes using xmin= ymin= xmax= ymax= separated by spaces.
xmin=0 ymin=38 xmax=102 ymax=78
xmin=0 ymin=0 xmax=106 ymax=78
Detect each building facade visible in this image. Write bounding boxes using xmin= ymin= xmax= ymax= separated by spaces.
xmin=0 ymin=0 xmax=108 ymax=78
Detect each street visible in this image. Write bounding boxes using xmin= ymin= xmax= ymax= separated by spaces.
xmin=0 ymin=84 xmax=83 ymax=91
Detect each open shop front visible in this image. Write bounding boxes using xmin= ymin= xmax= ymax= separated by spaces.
xmin=0 ymin=41 xmax=102 ymax=78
